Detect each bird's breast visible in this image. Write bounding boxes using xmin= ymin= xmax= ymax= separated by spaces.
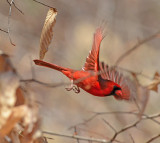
xmin=72 ymin=71 xmax=113 ymax=97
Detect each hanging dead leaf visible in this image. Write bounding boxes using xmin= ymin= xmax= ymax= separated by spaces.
xmin=147 ymin=72 xmax=160 ymax=92
xmin=39 ymin=8 xmax=57 ymax=60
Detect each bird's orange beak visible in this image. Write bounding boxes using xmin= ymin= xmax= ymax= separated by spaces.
xmin=115 ymin=90 xmax=123 ymax=98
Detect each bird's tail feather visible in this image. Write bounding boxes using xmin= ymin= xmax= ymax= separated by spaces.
xmin=34 ymin=59 xmax=69 ymax=72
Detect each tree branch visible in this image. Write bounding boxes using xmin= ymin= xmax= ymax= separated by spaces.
xmin=7 ymin=0 xmax=16 ymax=46
xmin=42 ymin=131 xmax=109 ymax=143
xmin=33 ymin=0 xmax=56 ymax=9
xmin=146 ymin=134 xmax=160 ymax=143
xmin=20 ymin=78 xmax=65 ymax=88
xmin=110 ymin=120 xmax=140 ymax=142
xmin=69 ymin=111 xmax=160 ymax=131
xmin=115 ymin=30 xmax=160 ymax=65
xmin=0 ymin=28 xmax=8 ymax=33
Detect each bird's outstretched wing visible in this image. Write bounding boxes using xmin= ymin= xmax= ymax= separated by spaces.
xmin=99 ymin=62 xmax=136 ymax=100
xmin=82 ymin=27 xmax=105 ymax=72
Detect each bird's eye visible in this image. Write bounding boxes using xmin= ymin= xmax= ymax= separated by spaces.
xmin=113 ymin=85 xmax=121 ymax=91
xmin=111 ymin=85 xmax=123 ymax=98
xmin=107 ymin=85 xmax=122 ymax=96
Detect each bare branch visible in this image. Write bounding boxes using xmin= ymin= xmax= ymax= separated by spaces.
xmin=7 ymin=0 xmax=16 ymax=46
xmin=129 ymin=134 xmax=135 ymax=143
xmin=20 ymin=78 xmax=65 ymax=88
xmin=110 ymin=120 xmax=140 ymax=142
xmin=0 ymin=28 xmax=8 ymax=33
xmin=42 ymin=131 xmax=108 ymax=143
xmin=20 ymin=70 xmax=101 ymax=88
xmin=12 ymin=2 xmax=24 ymax=14
xmin=146 ymin=134 xmax=160 ymax=143
xmin=43 ymin=136 xmax=53 ymax=142
xmin=70 ymin=111 xmax=160 ymax=131
xmin=102 ymin=118 xmax=117 ymax=133
xmin=115 ymin=30 xmax=160 ymax=65
xmin=4 ymin=0 xmax=24 ymax=46
xmin=117 ymin=66 xmax=153 ymax=80
xmin=6 ymin=0 xmax=24 ymax=14
xmin=33 ymin=0 xmax=56 ymax=9
xmin=69 ymin=114 xmax=98 ymax=129
xmin=74 ymin=127 xmax=80 ymax=143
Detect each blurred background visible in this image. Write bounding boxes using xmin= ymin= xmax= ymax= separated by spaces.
xmin=0 ymin=0 xmax=160 ymax=142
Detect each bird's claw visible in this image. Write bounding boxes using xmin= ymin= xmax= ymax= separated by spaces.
xmin=72 ymin=86 xmax=80 ymax=93
xmin=65 ymin=80 xmax=80 ymax=93
xmin=65 ymin=87 xmax=73 ymax=91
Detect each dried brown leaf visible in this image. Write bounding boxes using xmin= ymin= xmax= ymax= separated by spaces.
xmin=19 ymin=120 xmax=41 ymax=143
xmin=15 ymin=87 xmax=25 ymax=106
xmin=148 ymin=72 xmax=160 ymax=92
xmin=0 ymin=105 xmax=27 ymax=137
xmin=0 ymin=50 xmax=15 ymax=72
xmin=0 ymin=72 xmax=19 ymax=130
xmin=39 ymin=8 xmax=57 ymax=60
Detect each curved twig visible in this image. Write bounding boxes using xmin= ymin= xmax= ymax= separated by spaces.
xmin=115 ymin=30 xmax=160 ymax=65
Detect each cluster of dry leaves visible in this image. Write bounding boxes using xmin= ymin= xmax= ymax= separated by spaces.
xmin=0 ymin=7 xmax=57 ymax=143
xmin=0 ymin=51 xmax=46 ymax=143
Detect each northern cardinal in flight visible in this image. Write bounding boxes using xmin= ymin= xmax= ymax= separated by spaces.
xmin=34 ymin=28 xmax=134 ymax=100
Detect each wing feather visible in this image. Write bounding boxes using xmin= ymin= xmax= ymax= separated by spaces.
xmin=99 ymin=62 xmax=136 ymax=100
xmin=82 ymin=27 xmax=105 ymax=72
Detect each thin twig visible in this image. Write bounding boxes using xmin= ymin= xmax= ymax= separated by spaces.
xmin=12 ymin=2 xmax=24 ymax=14
xmin=115 ymin=30 xmax=160 ymax=65
xmin=43 ymin=136 xmax=53 ymax=141
xmin=74 ymin=126 xmax=80 ymax=143
xmin=117 ymin=66 xmax=153 ymax=80
xmin=102 ymin=118 xmax=117 ymax=133
xmin=7 ymin=0 xmax=16 ymax=46
xmin=69 ymin=114 xmax=98 ymax=129
xmin=42 ymin=131 xmax=108 ymax=143
xmin=109 ymin=120 xmax=140 ymax=142
xmin=5 ymin=0 xmax=24 ymax=46
xmin=0 ymin=28 xmax=8 ymax=33
xmin=70 ymin=111 xmax=160 ymax=130
xmin=20 ymin=70 xmax=99 ymax=88
xmin=33 ymin=0 xmax=55 ymax=9
xmin=129 ymin=134 xmax=135 ymax=143
xmin=146 ymin=134 xmax=160 ymax=143
xmin=6 ymin=0 xmax=24 ymax=14
xmin=20 ymin=78 xmax=65 ymax=88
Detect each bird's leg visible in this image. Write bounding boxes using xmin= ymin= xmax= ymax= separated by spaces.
xmin=65 ymin=80 xmax=80 ymax=93
xmin=73 ymin=86 xmax=80 ymax=93
xmin=65 ymin=80 xmax=73 ymax=91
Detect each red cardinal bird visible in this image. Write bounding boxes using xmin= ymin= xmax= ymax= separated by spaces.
xmin=34 ymin=28 xmax=134 ymax=100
